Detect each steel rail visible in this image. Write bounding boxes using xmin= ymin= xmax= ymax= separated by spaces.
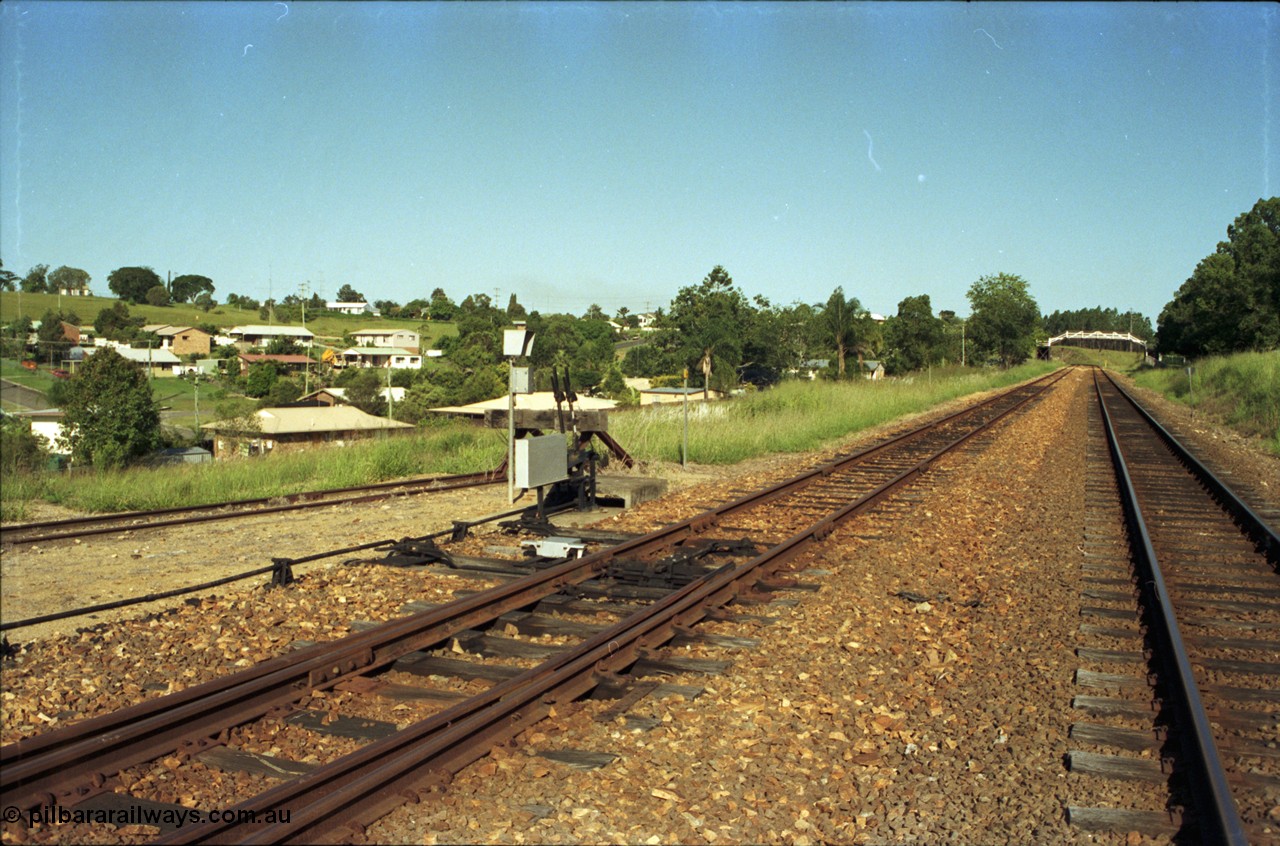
xmin=163 ymin=357 xmax=1061 ymax=844
xmin=1101 ymin=372 xmax=1279 ymax=560
xmin=0 ymin=470 xmax=503 ymax=547
xmin=0 ymin=369 xmax=1065 ymax=817
xmin=1092 ymin=370 xmax=1249 ymax=846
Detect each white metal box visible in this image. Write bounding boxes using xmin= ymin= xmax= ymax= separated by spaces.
xmin=515 ymin=433 xmax=568 ymax=489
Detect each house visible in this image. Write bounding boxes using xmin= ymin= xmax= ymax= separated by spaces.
xmin=861 ymin=360 xmax=886 ymax=380
xmin=429 ymin=391 xmax=616 ymax=420
xmin=349 ymin=328 xmax=420 ymax=349
xmin=297 ymin=386 xmax=407 ymax=406
xmin=143 ymin=325 xmax=213 ymax=357
xmin=327 ymin=301 xmax=380 ymax=316
xmin=793 ymin=359 xmax=830 ymax=380
xmin=237 ymin=353 xmax=314 ymax=376
xmin=339 ymin=346 xmax=422 ymax=369
xmin=55 ymin=280 xmax=92 ymax=297
xmin=5 ymin=408 xmax=67 ymax=453
xmin=201 ymin=405 xmax=413 ymax=459
xmin=84 ymin=345 xmax=183 ymax=376
xmin=227 ymin=325 xmax=315 ymax=349
xmin=637 ymin=386 xmax=725 ymax=405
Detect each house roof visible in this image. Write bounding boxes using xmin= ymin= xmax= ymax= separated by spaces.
xmin=350 ymin=328 xmax=415 ymax=336
xmin=229 ymin=325 xmax=315 ymax=338
xmin=341 ymin=346 xmax=418 ymax=356
xmin=202 ymin=405 xmax=413 ymax=435
xmin=86 ymin=346 xmax=181 ymax=364
xmin=431 ymin=391 xmax=616 ymax=416
xmin=298 ymin=387 xmax=407 ymax=403
xmin=238 ymin=353 xmax=314 ymax=365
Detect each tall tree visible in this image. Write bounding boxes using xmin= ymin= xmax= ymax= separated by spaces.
xmin=1157 ymin=197 xmax=1280 ymax=356
xmin=664 ymin=265 xmax=752 ymax=397
xmin=884 ymin=294 xmax=944 ymax=374
xmin=506 ymin=293 xmax=528 ymax=320
xmin=429 ymin=287 xmax=457 ymax=321
xmin=966 ymin=273 xmax=1041 ymax=366
xmin=58 ymin=347 xmax=161 ymax=468
xmin=20 ymin=264 xmax=49 ymax=293
xmin=108 ymin=266 xmax=163 ymax=303
xmin=821 ymin=287 xmax=868 ymax=378
xmin=48 ymin=265 xmax=91 ymax=295
xmin=170 ymin=274 xmax=214 ymax=303
xmin=336 ymin=283 xmax=366 ymax=303
xmin=0 ymin=259 xmax=17 ymax=292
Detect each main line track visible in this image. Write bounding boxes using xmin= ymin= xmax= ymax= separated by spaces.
xmin=1065 ymin=369 xmax=1279 ymax=845
xmin=1 ymin=370 xmax=1068 ymax=842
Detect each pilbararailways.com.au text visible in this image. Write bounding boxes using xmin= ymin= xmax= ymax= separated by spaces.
xmin=5 ymin=804 xmax=292 ymax=828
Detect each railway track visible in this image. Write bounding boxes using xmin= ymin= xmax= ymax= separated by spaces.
xmin=1066 ymin=369 xmax=1279 ymax=845
xmin=0 ymin=469 xmax=504 ymax=547
xmin=1 ymin=370 xmax=1068 ymax=843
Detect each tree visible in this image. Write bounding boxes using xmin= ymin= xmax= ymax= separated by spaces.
xmin=1157 ymin=197 xmax=1280 ymax=356
xmin=884 ymin=294 xmax=944 ymax=374
xmin=821 ymin=287 xmax=866 ymax=379
xmin=145 ymin=285 xmax=171 ymax=307
xmin=344 ymin=368 xmax=388 ymax=417
xmin=506 ymin=293 xmax=527 ymax=320
xmin=108 ymin=266 xmax=163 ymax=303
xmin=336 ymin=283 xmax=365 ymax=303
xmin=663 ymin=266 xmax=752 ymax=397
xmin=36 ymin=309 xmax=73 ymax=365
xmin=374 ymin=299 xmax=401 ymax=317
xmin=966 ymin=273 xmax=1041 ymax=366
xmin=193 ymin=292 xmax=217 ymax=312
xmin=94 ymin=302 xmax=143 ymax=341
xmin=170 ymin=274 xmax=214 ymax=304
xmin=48 ymin=265 xmax=91 ymax=295
xmin=428 ymin=288 xmax=457 ymax=321
xmin=0 ymin=259 xmax=17 ymax=292
xmin=58 ymin=347 xmax=161 ymax=467
xmin=244 ymin=363 xmax=279 ymax=398
xmin=20 ymin=264 xmax=49 ymax=293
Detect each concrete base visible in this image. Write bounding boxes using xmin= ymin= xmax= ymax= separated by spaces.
xmin=595 ymin=474 xmax=668 ymax=508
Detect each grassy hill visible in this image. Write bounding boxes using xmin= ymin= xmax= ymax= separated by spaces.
xmin=0 ymin=291 xmax=457 ymax=348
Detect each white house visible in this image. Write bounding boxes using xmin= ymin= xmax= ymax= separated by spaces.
xmin=227 ymin=325 xmax=315 ymax=348
xmin=339 ymin=346 xmax=422 ymax=369
xmin=349 ymin=328 xmax=419 ymax=349
xmin=327 ymin=301 xmax=380 ymax=316
xmin=83 ymin=345 xmax=183 ymax=376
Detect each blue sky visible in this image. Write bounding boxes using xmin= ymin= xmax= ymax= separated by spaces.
xmin=1 ymin=2 xmax=1275 ymax=323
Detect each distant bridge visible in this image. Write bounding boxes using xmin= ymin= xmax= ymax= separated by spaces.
xmin=1045 ymin=330 xmax=1148 ymax=350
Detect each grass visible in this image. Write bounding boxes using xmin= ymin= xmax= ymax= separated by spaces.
xmin=1129 ymin=349 xmax=1280 ymax=455
xmin=3 ymin=423 xmax=507 ymax=520
xmin=1 ymin=363 xmax=1058 ymax=520
xmin=610 ymin=361 xmax=1060 ymax=465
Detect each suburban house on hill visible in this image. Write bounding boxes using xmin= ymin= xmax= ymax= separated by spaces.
xmin=84 ymin=345 xmax=183 ymax=376
xmin=227 ymin=325 xmax=315 ymax=349
xmin=141 ymin=325 xmax=213 ymax=357
xmin=327 ymin=301 xmax=380 ymax=316
xmin=200 ymin=405 xmax=412 ymax=459
xmin=339 ymin=346 xmax=422 ymax=369
xmin=297 ymin=386 xmax=407 ymax=406
xmin=237 ymin=353 xmax=315 ymax=376
xmin=349 ymin=328 xmax=419 ymax=349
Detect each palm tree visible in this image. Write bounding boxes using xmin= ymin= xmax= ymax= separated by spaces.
xmin=822 ymin=287 xmax=863 ymax=378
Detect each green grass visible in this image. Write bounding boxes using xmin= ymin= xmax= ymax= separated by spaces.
xmin=1129 ymin=349 xmax=1280 ymax=455
xmin=611 ymin=362 xmax=1060 ymax=465
xmin=4 ymin=423 xmax=507 ymax=518
xmin=1 ymin=362 xmax=1059 ymax=519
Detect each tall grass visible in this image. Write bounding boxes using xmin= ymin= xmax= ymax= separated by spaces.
xmin=4 ymin=424 xmax=507 ymax=516
xmin=1130 ymin=350 xmax=1280 ymax=455
xmin=611 ymin=362 xmax=1059 ymax=465
xmin=2 ymin=363 xmax=1062 ymax=517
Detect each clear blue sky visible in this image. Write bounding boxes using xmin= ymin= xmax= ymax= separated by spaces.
xmin=1 ymin=2 xmax=1275 ymax=323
